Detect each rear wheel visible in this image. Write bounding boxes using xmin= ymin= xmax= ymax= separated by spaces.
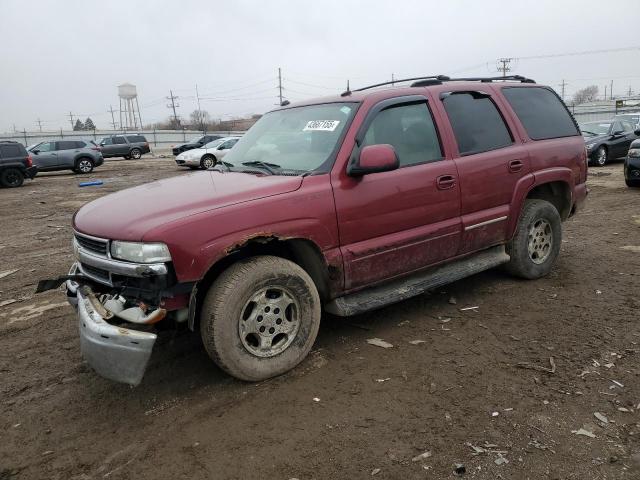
xmin=200 ymin=155 xmax=216 ymax=169
xmin=200 ymin=255 xmax=321 ymax=381
xmin=75 ymin=158 xmax=94 ymax=174
xmin=506 ymin=199 xmax=562 ymax=279
xmin=594 ymin=146 xmax=608 ymax=167
xmin=130 ymin=148 xmax=142 ymax=160
xmin=626 ymin=179 xmax=640 ymax=188
xmin=0 ymin=168 xmax=24 ymax=188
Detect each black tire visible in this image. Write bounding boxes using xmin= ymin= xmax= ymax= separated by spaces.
xmin=188 ymin=166 xmax=200 ymax=170
xmin=593 ymin=145 xmax=608 ymax=167
xmin=200 ymin=155 xmax=216 ymax=169
xmin=200 ymin=255 xmax=321 ymax=381
xmin=626 ymin=179 xmax=640 ymax=188
xmin=505 ymin=199 xmax=562 ymax=279
xmin=75 ymin=158 xmax=94 ymax=174
xmin=130 ymin=148 xmax=142 ymax=160
xmin=0 ymin=168 xmax=24 ymax=188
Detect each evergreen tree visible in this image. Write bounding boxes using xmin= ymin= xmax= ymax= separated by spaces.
xmin=73 ymin=119 xmax=84 ymax=131
xmin=84 ymin=117 xmax=96 ymax=130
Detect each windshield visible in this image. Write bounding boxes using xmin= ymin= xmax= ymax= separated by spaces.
xmin=203 ymin=138 xmax=226 ymax=149
xmin=222 ymin=103 xmax=356 ymax=173
xmin=579 ymin=122 xmax=611 ymax=136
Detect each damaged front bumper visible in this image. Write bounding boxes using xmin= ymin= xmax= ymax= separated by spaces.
xmin=66 ymin=269 xmax=157 ymax=386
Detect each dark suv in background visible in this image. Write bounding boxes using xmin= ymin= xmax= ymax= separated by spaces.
xmin=29 ymin=140 xmax=103 ymax=174
xmin=0 ymin=141 xmax=37 ymax=187
xmin=98 ymin=134 xmax=150 ymax=159
xmin=171 ymin=134 xmax=223 ymax=156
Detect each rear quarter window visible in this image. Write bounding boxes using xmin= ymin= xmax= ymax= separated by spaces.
xmin=126 ymin=135 xmax=146 ymax=143
xmin=502 ymin=87 xmax=579 ymax=140
xmin=0 ymin=144 xmax=24 ymax=158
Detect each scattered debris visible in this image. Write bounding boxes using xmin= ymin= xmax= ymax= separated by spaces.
xmin=572 ymin=428 xmax=596 ymax=438
xmin=528 ymin=439 xmax=556 ymax=454
xmin=408 ymin=340 xmax=426 ymax=345
xmin=0 ymin=299 xmax=18 ymax=308
xmin=448 ymin=296 xmax=457 ymax=305
xmin=42 ymin=451 xmax=54 ymax=456
xmin=516 ymin=357 xmax=556 ymax=374
xmin=609 ymin=379 xmax=624 ymax=388
xmin=603 ymin=363 xmax=615 ymax=369
xmin=617 ymin=407 xmax=631 ymax=413
xmin=78 ymin=180 xmax=103 ymax=187
xmin=621 ymin=245 xmax=640 ymax=253
xmin=366 ymin=338 xmax=393 ymax=349
xmin=460 ymin=306 xmax=479 ymax=311
xmin=491 ymin=412 xmax=500 ymax=417
xmin=0 ymin=269 xmax=19 ymax=279
xmin=375 ymin=378 xmax=391 ymax=383
xmin=593 ymin=412 xmax=608 ymax=424
xmin=494 ymin=454 xmax=509 ymax=466
xmin=411 ymin=451 xmax=432 ymax=462
xmin=371 ymin=468 xmax=381 ymax=476
xmin=454 ymin=463 xmax=466 ymax=476
xmin=595 ymin=290 xmax=602 ymax=295
xmin=429 ymin=382 xmax=437 ymax=394
xmin=313 ymin=397 xmax=320 ymax=402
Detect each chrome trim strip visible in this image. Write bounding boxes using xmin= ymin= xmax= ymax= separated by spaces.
xmin=78 ymin=249 xmax=168 ymax=277
xmin=465 ymin=215 xmax=508 ymax=231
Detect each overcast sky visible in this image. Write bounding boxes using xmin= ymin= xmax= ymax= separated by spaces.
xmin=2 ymin=0 xmax=640 ymax=132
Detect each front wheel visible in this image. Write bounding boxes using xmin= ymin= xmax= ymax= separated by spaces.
xmin=200 ymin=155 xmax=216 ymax=169
xmin=200 ymin=255 xmax=321 ymax=381
xmin=593 ymin=146 xmax=608 ymax=167
xmin=130 ymin=148 xmax=142 ymax=160
xmin=505 ymin=199 xmax=562 ymax=279
xmin=0 ymin=168 xmax=24 ymax=188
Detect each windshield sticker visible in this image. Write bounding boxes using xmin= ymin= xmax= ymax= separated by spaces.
xmin=340 ymin=106 xmax=351 ymax=115
xmin=303 ymin=120 xmax=340 ymax=132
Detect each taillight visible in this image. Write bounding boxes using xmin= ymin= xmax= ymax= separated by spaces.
xmin=145 ymin=142 xmax=149 ymax=147
xmin=26 ymin=155 xmax=33 ymax=168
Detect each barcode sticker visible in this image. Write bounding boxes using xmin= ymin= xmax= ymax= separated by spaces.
xmin=303 ymin=120 xmax=340 ymax=132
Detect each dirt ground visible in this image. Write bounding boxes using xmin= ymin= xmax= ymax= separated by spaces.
xmin=1 ymin=157 xmax=639 ymax=480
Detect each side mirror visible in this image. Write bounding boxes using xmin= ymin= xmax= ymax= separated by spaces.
xmin=31 ymin=149 xmax=39 ymax=154
xmin=612 ymin=130 xmax=625 ymax=137
xmin=217 ymin=145 xmax=226 ymax=150
xmin=348 ymin=144 xmax=399 ymax=176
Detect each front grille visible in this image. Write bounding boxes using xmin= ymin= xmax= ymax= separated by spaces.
xmin=75 ymin=233 xmax=108 ymax=256
xmin=80 ymin=263 xmax=110 ymax=282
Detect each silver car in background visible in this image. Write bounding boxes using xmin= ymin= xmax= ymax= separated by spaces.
xmin=175 ymin=136 xmax=240 ymax=169
xmin=28 ymin=139 xmax=104 ymax=174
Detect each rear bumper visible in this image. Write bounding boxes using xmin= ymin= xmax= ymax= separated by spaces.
xmin=572 ymin=182 xmax=588 ymax=215
xmin=25 ymin=166 xmax=38 ymax=179
xmin=624 ymin=157 xmax=640 ymax=179
xmin=66 ymin=273 xmax=157 ymax=386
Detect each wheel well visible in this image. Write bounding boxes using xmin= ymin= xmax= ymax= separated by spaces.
xmin=201 ymin=153 xmax=216 ymax=162
xmin=526 ymin=181 xmax=571 ymax=220
xmin=75 ymin=156 xmax=93 ymax=165
xmin=190 ymin=236 xmax=330 ymax=330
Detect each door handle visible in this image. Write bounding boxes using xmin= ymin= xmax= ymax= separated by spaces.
xmin=436 ymin=175 xmax=456 ymax=190
xmin=508 ymin=159 xmax=523 ymax=173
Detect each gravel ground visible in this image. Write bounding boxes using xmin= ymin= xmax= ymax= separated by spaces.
xmin=1 ymin=157 xmax=639 ymax=479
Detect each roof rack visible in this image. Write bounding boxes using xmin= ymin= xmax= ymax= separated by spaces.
xmin=340 ymin=74 xmax=535 ymax=96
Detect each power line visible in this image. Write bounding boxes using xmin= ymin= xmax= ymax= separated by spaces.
xmin=497 ymin=58 xmax=512 ymax=77
xmin=515 ymin=45 xmax=640 ymax=61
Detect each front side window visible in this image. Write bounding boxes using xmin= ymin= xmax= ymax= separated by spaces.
xmin=113 ymin=136 xmax=127 ymax=145
xmin=443 ymin=92 xmax=512 ymax=155
xmin=362 ymin=102 xmax=442 ymax=167
xmin=502 ymin=87 xmax=579 ymax=140
xmin=36 ymin=141 xmax=55 ymax=152
xmin=222 ymin=102 xmax=356 ymax=173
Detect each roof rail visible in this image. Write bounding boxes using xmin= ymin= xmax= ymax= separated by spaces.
xmin=448 ymin=75 xmax=536 ymax=84
xmin=341 ymin=75 xmax=451 ymax=96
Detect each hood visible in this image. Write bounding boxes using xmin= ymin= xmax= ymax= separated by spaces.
xmin=74 ymin=172 xmax=303 ymax=241
xmin=583 ymin=134 xmax=608 ymax=143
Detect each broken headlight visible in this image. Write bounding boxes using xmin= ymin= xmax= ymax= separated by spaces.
xmin=628 ymin=148 xmax=640 ymax=158
xmin=111 ymin=241 xmax=172 ymax=264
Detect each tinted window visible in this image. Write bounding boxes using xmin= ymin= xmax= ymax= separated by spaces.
xmin=113 ymin=136 xmax=127 ymax=145
xmin=100 ymin=137 xmax=113 ymax=146
xmin=126 ymin=135 xmax=146 ymax=143
xmin=442 ymin=93 xmax=512 ymax=155
xmin=362 ymin=102 xmax=442 ymax=166
xmin=0 ymin=144 xmax=22 ymax=158
xmin=35 ymin=141 xmax=56 ymax=152
xmin=57 ymin=141 xmax=79 ymax=150
xmin=502 ymin=87 xmax=579 ymax=140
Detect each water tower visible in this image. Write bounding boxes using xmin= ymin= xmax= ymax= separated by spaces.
xmin=118 ymin=83 xmax=143 ymax=130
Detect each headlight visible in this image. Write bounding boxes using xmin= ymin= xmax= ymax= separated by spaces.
xmin=585 ymin=143 xmax=596 ymax=152
xmin=110 ymin=241 xmax=171 ymax=263
xmin=628 ymin=148 xmax=640 ymax=158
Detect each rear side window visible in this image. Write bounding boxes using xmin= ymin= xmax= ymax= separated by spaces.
xmin=126 ymin=135 xmax=146 ymax=143
xmin=0 ymin=144 xmax=22 ymax=158
xmin=57 ymin=141 xmax=79 ymax=150
xmin=502 ymin=87 xmax=579 ymax=140
xmin=113 ymin=136 xmax=127 ymax=145
xmin=362 ymin=102 xmax=443 ymax=167
xmin=442 ymin=92 xmax=512 ymax=155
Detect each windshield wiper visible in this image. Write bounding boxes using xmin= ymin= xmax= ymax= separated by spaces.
xmin=241 ymin=161 xmax=280 ymax=175
xmin=581 ymin=130 xmax=596 ymax=135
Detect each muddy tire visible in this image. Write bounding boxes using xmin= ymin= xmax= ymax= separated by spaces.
xmin=0 ymin=168 xmax=24 ymax=188
xmin=200 ymin=255 xmax=321 ymax=381
xmin=200 ymin=155 xmax=216 ymax=169
xmin=130 ymin=148 xmax=142 ymax=159
xmin=505 ymin=199 xmax=562 ymax=279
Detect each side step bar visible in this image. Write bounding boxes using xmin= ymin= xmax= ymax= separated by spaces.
xmin=325 ymin=245 xmax=510 ymax=317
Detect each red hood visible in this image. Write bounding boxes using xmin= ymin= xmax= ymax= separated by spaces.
xmin=74 ymin=172 xmax=303 ymax=241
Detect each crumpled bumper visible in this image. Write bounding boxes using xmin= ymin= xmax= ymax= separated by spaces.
xmin=67 ymin=275 xmax=157 ymax=386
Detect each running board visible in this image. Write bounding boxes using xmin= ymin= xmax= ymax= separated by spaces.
xmin=325 ymin=245 xmax=510 ymax=317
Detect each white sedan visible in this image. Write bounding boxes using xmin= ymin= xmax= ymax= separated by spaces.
xmin=175 ymin=136 xmax=240 ymax=169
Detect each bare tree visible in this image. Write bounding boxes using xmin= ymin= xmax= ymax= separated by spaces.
xmin=572 ymin=85 xmax=599 ymax=105
xmin=190 ymin=110 xmax=210 ymax=131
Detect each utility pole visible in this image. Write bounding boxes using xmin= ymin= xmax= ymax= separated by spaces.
xmin=604 ymin=85 xmax=607 ymax=101
xmin=68 ymin=111 xmax=75 ymax=130
xmin=108 ymin=105 xmax=117 ymax=130
xmin=559 ymin=80 xmax=567 ymax=101
xmin=497 ymin=58 xmax=512 ymax=78
xmin=195 ymin=84 xmax=205 ymax=134
xmin=166 ymin=90 xmax=180 ymax=127
xmin=610 ymin=80 xmax=614 ymax=100
xmin=628 ymin=86 xmax=633 ymax=97
xmin=391 ymin=73 xmax=395 ymax=86
xmin=278 ymin=67 xmax=284 ymax=105
xmin=36 ymin=118 xmax=43 ymax=132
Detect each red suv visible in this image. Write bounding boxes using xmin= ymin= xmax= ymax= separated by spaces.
xmin=43 ymin=75 xmax=588 ymax=385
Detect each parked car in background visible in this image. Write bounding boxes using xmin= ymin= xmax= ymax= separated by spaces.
xmin=28 ymin=139 xmax=103 ymax=174
xmin=98 ymin=134 xmax=150 ymax=159
xmin=0 ymin=141 xmax=37 ymax=187
xmin=579 ymin=119 xmax=638 ymax=166
xmin=613 ymin=112 xmax=640 ymax=127
xmin=624 ymin=139 xmax=640 ymax=187
xmin=175 ymin=136 xmax=240 ymax=169
xmin=48 ymin=75 xmax=589 ymax=386
xmin=171 ymin=135 xmax=224 ymax=156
